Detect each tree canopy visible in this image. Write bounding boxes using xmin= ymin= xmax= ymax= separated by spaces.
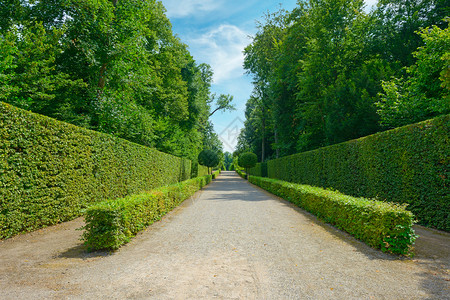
xmin=0 ymin=0 xmax=232 ymax=162
xmin=238 ymin=152 xmax=257 ymax=179
xmin=198 ymin=149 xmax=220 ymax=174
xmin=239 ymin=0 xmax=450 ymax=162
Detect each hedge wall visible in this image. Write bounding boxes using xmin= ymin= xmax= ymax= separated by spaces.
xmin=267 ymin=114 xmax=449 ymax=231
xmin=197 ymin=164 xmax=209 ymax=177
xmin=248 ymin=162 xmax=267 ymax=177
xmin=0 ymin=102 xmax=191 ymax=239
xmin=82 ymin=174 xmax=212 ymax=250
xmin=249 ymin=176 xmax=416 ymax=255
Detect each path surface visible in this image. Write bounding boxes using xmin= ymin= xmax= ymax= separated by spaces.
xmin=1 ymin=171 xmax=449 ymax=299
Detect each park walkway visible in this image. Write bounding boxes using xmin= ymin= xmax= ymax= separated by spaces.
xmin=1 ymin=171 xmax=449 ymax=299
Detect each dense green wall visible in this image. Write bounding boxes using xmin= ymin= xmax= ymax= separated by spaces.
xmin=196 ymin=164 xmax=209 ymax=177
xmin=267 ymin=115 xmax=449 ymax=231
xmin=248 ymin=162 xmax=267 ymax=177
xmin=0 ymin=102 xmax=191 ymax=238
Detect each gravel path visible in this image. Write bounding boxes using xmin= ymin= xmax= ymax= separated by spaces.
xmin=1 ymin=171 xmax=449 ymax=299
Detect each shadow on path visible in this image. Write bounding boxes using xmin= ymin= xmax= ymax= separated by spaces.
xmin=56 ymin=244 xmax=111 ymax=260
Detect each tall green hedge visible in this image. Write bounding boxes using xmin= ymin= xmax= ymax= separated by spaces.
xmin=191 ymin=163 xmax=209 ymax=178
xmin=248 ymin=162 xmax=267 ymax=177
xmin=197 ymin=164 xmax=209 ymax=177
xmin=0 ymin=102 xmax=191 ymax=239
xmin=267 ymin=114 xmax=449 ymax=231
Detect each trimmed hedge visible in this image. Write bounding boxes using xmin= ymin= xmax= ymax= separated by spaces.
xmin=191 ymin=163 xmax=209 ymax=178
xmin=267 ymin=115 xmax=450 ymax=231
xmin=249 ymin=176 xmax=416 ymax=255
xmin=82 ymin=175 xmax=212 ymax=250
xmin=197 ymin=164 xmax=209 ymax=177
xmin=0 ymin=102 xmax=192 ymax=239
xmin=248 ymin=162 xmax=267 ymax=177
xmin=212 ymin=169 xmax=221 ymax=179
xmin=236 ymin=170 xmax=246 ymax=179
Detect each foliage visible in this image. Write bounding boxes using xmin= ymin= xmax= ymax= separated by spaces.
xmin=238 ymin=152 xmax=258 ymax=169
xmin=0 ymin=22 xmax=86 ymax=114
xmin=82 ymin=174 xmax=212 ymax=251
xmin=212 ymin=169 xmax=221 ymax=180
xmin=266 ymin=114 xmax=450 ymax=231
xmin=236 ymin=169 xmax=246 ymax=179
xmin=198 ymin=149 xmax=220 ymax=173
xmin=0 ymin=0 xmax=232 ymax=163
xmin=223 ymin=152 xmax=233 ymax=170
xmin=249 ymin=176 xmax=417 ymax=255
xmin=240 ymin=0 xmax=449 ymax=161
xmin=209 ymin=94 xmax=235 ymax=117
xmin=0 ymin=102 xmax=192 ymax=239
xmin=248 ymin=162 xmax=268 ymax=177
xmin=377 ymin=22 xmax=450 ymax=128
xmin=238 ymin=152 xmax=257 ymax=179
xmin=195 ymin=164 xmax=209 ymax=178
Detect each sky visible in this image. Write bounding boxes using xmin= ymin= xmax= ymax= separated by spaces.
xmin=160 ymin=0 xmax=378 ymax=153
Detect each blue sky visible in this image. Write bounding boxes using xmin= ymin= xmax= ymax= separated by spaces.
xmin=160 ymin=0 xmax=378 ymax=153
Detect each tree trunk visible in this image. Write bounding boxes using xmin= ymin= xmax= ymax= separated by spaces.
xmin=98 ymin=63 xmax=108 ymax=89
xmin=261 ymin=116 xmax=265 ymax=163
xmin=274 ymin=128 xmax=279 ymax=159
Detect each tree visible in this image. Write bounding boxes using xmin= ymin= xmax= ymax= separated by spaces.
xmin=241 ymin=0 xmax=448 ymax=159
xmin=198 ymin=149 xmax=220 ymax=175
xmin=209 ymin=94 xmax=235 ymax=117
xmin=0 ymin=22 xmax=86 ymax=118
xmin=376 ymin=22 xmax=450 ymax=128
xmin=370 ymin=0 xmax=449 ymax=68
xmin=223 ymin=152 xmax=233 ymax=171
xmin=238 ymin=152 xmax=258 ymax=179
xmin=243 ymin=8 xmax=289 ymax=160
xmin=0 ymin=0 xmax=230 ymax=164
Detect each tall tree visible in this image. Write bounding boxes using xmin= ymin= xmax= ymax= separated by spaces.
xmin=377 ymin=22 xmax=450 ymax=128
xmin=0 ymin=0 xmax=233 ymax=163
xmin=241 ymin=0 xmax=447 ymax=161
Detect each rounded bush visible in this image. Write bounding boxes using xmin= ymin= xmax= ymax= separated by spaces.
xmin=238 ymin=152 xmax=257 ymax=169
xmin=198 ymin=150 xmax=220 ymax=174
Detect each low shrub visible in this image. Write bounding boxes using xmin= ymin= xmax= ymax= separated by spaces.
xmin=82 ymin=175 xmax=212 ymax=250
xmin=212 ymin=169 xmax=221 ymax=179
xmin=267 ymin=114 xmax=449 ymax=231
xmin=236 ymin=170 xmax=246 ymax=179
xmin=249 ymin=176 xmax=417 ymax=255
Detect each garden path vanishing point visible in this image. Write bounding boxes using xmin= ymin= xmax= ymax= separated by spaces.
xmin=1 ymin=171 xmax=449 ymax=299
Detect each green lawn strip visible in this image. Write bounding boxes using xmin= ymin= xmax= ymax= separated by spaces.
xmin=249 ymin=176 xmax=417 ymax=255
xmin=82 ymin=175 xmax=212 ymax=251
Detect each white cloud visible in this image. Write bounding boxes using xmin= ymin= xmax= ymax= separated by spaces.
xmin=365 ymin=0 xmax=378 ymax=6
xmin=162 ymin=0 xmax=224 ymax=18
xmin=364 ymin=0 xmax=378 ymax=11
xmin=190 ymin=24 xmax=250 ymax=84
